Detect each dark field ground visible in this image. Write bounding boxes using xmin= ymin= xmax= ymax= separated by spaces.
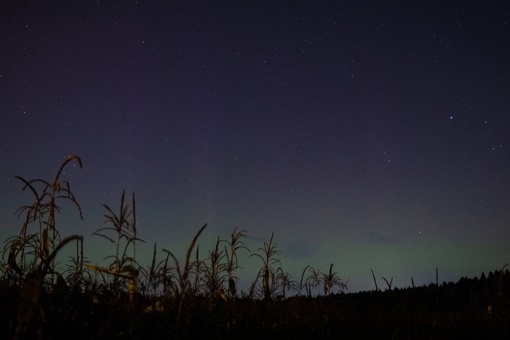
xmin=1 ymin=270 xmax=509 ymax=339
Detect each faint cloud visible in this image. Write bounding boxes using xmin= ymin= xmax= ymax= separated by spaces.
xmin=361 ymin=231 xmax=400 ymax=245
xmin=283 ymin=240 xmax=319 ymax=259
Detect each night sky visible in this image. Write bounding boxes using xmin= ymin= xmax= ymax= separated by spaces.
xmin=1 ymin=1 xmax=510 ymax=292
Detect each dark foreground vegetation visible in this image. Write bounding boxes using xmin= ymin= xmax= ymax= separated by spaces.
xmin=1 ymin=270 xmax=510 ymax=339
xmin=1 ymin=156 xmax=509 ymax=339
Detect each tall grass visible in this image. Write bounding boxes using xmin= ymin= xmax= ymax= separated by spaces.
xmin=5 ymin=155 xmax=83 ymax=280
xmin=162 ymin=223 xmax=208 ymax=330
xmin=202 ymin=236 xmax=226 ymax=300
xmin=223 ymin=227 xmax=248 ymax=298
xmin=90 ymin=190 xmax=142 ymax=305
xmin=14 ymin=235 xmax=83 ymax=340
xmin=250 ymin=231 xmax=281 ymax=301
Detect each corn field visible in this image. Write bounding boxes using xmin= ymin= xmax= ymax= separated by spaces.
xmin=1 ymin=156 xmax=509 ymax=339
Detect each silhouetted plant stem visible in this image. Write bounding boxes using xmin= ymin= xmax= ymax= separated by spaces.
xmin=371 ymin=268 xmax=379 ymax=291
xmin=163 ymin=223 xmax=208 ymax=333
xmin=250 ymin=231 xmax=281 ymax=301
xmin=8 ymin=155 xmax=83 ymax=279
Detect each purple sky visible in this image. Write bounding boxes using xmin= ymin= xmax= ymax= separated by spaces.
xmin=1 ymin=1 xmax=509 ymax=292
